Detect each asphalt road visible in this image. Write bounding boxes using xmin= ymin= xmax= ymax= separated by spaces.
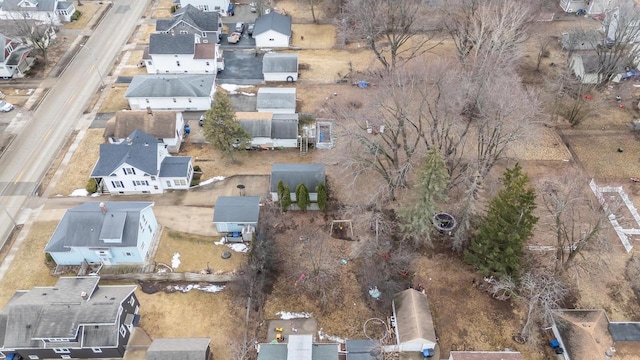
xmin=0 ymin=0 xmax=149 ymax=239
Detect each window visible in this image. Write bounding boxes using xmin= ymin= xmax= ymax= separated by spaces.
xmin=202 ymin=33 xmax=207 ymax=38
xmin=173 ymin=98 xmax=177 ymax=103
xmin=125 ymin=252 xmax=132 ymax=256
xmin=176 ymin=61 xmax=180 ymax=67
xmin=111 ymin=181 xmax=124 ymax=188
xmin=174 ymin=179 xmax=187 ymax=186
xmin=28 ymin=356 xmax=39 ymax=360
xmin=123 ymin=168 xmax=136 ymax=175
xmin=132 ymin=180 xmax=148 ymax=186
xmin=206 ymin=62 xmax=210 ymax=66
xmin=145 ymin=99 xmax=149 ymax=103
xmin=148 ymin=225 xmax=152 ymax=232
xmin=150 ymin=176 xmax=156 ymax=180
xmin=179 ymin=30 xmax=188 ymax=34
xmin=129 ymin=297 xmax=135 ymax=306
xmin=166 ymin=181 xmax=171 ymax=187
xmin=269 ymin=38 xmax=275 ymax=41
xmin=53 ymin=348 xmax=70 ymax=354
xmin=120 ymin=324 xmax=127 ymax=337
xmin=92 ymin=348 xmax=103 ymax=353
xmin=188 ymin=98 xmax=192 ymax=103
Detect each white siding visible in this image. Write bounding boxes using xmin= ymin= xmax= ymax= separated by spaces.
xmin=145 ymin=54 xmax=217 ymax=75
xmin=250 ymin=137 xmax=297 ymax=148
xmin=180 ymin=0 xmax=231 ymax=15
xmin=254 ymin=30 xmax=290 ymax=48
xmin=263 ymin=72 xmax=298 ymax=82
xmin=128 ymin=96 xmax=212 ymax=111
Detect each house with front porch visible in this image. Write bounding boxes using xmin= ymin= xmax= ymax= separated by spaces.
xmin=253 ymin=12 xmax=291 ymax=48
xmin=44 ymin=201 xmax=158 ymax=266
xmin=143 ymin=33 xmax=223 ymax=74
xmin=156 ymin=4 xmax=223 ymax=43
xmin=125 ymin=74 xmax=216 ymax=111
xmin=0 ymin=33 xmax=34 ymax=79
xmin=0 ymin=0 xmax=76 ymax=24
xmin=104 ymin=110 xmax=186 ymax=153
xmin=90 ymin=130 xmax=194 ymax=195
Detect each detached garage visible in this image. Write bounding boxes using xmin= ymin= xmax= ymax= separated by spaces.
xmin=388 ymin=289 xmax=438 ymax=356
xmin=213 ymin=196 xmax=260 ymax=241
xmin=263 ymin=53 xmax=298 ymax=82
xmin=253 ymin=12 xmax=291 ymax=48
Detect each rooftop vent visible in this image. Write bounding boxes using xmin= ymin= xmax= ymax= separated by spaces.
xmin=81 ymin=291 xmax=88 ymax=300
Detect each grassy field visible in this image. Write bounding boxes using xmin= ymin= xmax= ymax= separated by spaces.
xmin=99 ymin=85 xmax=130 ymax=113
xmin=152 ymin=0 xmax=174 ymax=19
xmin=51 ymin=129 xmax=103 ymax=197
xmin=291 ymin=24 xmax=336 ymax=49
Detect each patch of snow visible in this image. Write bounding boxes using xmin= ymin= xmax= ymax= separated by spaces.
xmin=318 ymin=329 xmax=345 ymax=343
xmin=214 ymin=237 xmax=226 ymax=245
xmin=276 ymin=311 xmax=312 ymax=320
xmin=69 ymin=189 xmax=88 ymax=197
xmin=198 ymin=176 xmax=225 ymax=186
xmin=173 ymin=283 xmax=226 ymax=293
xmin=240 ymin=92 xmax=255 ymax=96
xmin=171 ymin=253 xmax=181 ymax=269
xmin=227 ymin=243 xmax=248 ymax=253
xmin=90 ymin=192 xmax=101 ymax=197
xmin=220 ymin=84 xmax=253 ymax=94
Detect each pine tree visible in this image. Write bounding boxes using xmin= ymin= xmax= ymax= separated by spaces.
xmin=281 ymin=185 xmax=292 ymax=212
xmin=277 ymin=180 xmax=286 ymax=202
xmin=398 ymin=149 xmax=450 ymax=248
xmin=296 ymin=183 xmax=310 ymax=211
xmin=465 ymin=163 xmax=538 ymax=279
xmin=316 ymin=182 xmax=328 ymax=211
xmin=203 ymin=91 xmax=251 ymax=163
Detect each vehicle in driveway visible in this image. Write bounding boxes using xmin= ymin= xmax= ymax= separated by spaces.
xmin=227 ymin=32 xmax=241 ymax=44
xmin=248 ymin=24 xmax=255 ymax=36
xmin=0 ymin=101 xmax=14 ymax=112
xmin=235 ymin=22 xmax=245 ymax=33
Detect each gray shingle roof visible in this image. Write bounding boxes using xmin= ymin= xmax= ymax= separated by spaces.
xmin=263 ymin=53 xmax=298 ymax=73
xmin=253 ymin=12 xmax=292 ymax=37
xmin=257 ymin=88 xmax=296 ymax=111
xmin=2 ymin=0 xmax=56 ymax=11
xmin=159 ymin=156 xmax=192 ymax=177
xmin=156 ymin=4 xmax=219 ymax=33
xmin=345 ymin=340 xmax=380 ymax=360
xmin=269 ymin=163 xmax=325 ymax=193
xmin=610 ymin=322 xmax=640 ymax=341
xmin=213 ymin=196 xmax=260 ymax=223
xmin=147 ymin=338 xmax=210 ymax=360
xmin=91 ymin=130 xmax=161 ymax=177
xmin=44 ymin=202 xmax=154 ymax=253
xmin=125 ymin=74 xmax=215 ymax=98
xmin=237 ymin=112 xmax=272 ymax=137
xmin=149 ymin=33 xmax=195 ymax=55
xmin=2 ymin=277 xmax=136 ymax=348
xmin=271 ymin=113 xmax=298 ymax=139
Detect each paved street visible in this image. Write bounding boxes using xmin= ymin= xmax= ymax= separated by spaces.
xmin=0 ymin=0 xmax=150 ymax=244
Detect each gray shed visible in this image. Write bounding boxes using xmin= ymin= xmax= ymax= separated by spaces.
xmin=213 ymin=196 xmax=261 ymax=236
xmin=147 ymin=338 xmax=211 ymax=360
xmin=263 ymin=53 xmax=298 ymax=82
xmin=270 ymin=163 xmax=325 ymax=202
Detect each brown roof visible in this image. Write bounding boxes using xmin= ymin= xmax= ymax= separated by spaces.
xmin=194 ymin=43 xmax=215 ymax=60
xmin=552 ymin=310 xmax=614 ymax=360
xmin=449 ymin=351 xmax=523 ymax=360
xmin=393 ymin=289 xmax=437 ymax=344
xmin=104 ymin=111 xmax=179 ymax=139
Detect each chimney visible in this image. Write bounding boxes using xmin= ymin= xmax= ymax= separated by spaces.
xmin=146 ymin=107 xmax=153 ymax=115
xmin=99 ymin=202 xmax=107 ymax=214
xmin=81 ymin=291 xmax=88 ymax=300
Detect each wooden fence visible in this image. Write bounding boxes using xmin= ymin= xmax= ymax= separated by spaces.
xmin=98 ymin=272 xmax=237 ymax=282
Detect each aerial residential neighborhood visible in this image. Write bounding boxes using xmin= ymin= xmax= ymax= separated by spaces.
xmin=4 ymin=0 xmax=640 ymax=359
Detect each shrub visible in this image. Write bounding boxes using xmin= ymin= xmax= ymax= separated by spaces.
xmin=170 ymin=5 xmax=178 ymax=13
xmin=277 ymin=180 xmax=285 ymax=202
xmin=316 ymin=182 xmax=327 ymax=211
xmin=281 ymin=185 xmax=291 ymax=212
xmin=296 ymin=183 xmax=310 ymax=211
xmin=71 ymin=10 xmax=81 ymax=21
xmin=45 ymin=253 xmax=53 ymax=263
xmin=193 ymin=165 xmax=202 ymax=172
xmin=85 ymin=178 xmax=97 ymax=194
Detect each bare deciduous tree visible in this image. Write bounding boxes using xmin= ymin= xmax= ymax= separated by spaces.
xmin=518 ymin=271 xmax=569 ymax=342
xmin=296 ymin=232 xmax=342 ymax=313
xmin=11 ymin=14 xmax=56 ymax=66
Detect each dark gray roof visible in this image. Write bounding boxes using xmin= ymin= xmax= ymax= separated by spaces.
xmin=576 ymin=54 xmax=603 ymax=74
xmin=57 ymin=1 xmax=73 ymax=10
xmin=213 ymin=196 xmax=260 ymax=223
xmin=2 ymin=277 xmax=136 ymax=348
xmin=345 ymin=340 xmax=381 ymax=360
xmin=263 ymin=53 xmax=298 ymax=73
xmin=2 ymin=0 xmax=56 ymax=11
xmin=269 ymin=163 xmax=325 ymax=193
xmin=237 ymin=113 xmax=272 ymax=137
xmin=257 ymin=343 xmax=287 ymax=359
xmin=149 ymin=33 xmax=195 ymax=55
xmin=5 ymin=45 xmax=31 ymax=66
xmin=91 ymin=130 xmax=161 ymax=177
xmin=253 ymin=12 xmax=292 ymax=37
xmin=257 ymin=341 xmax=338 ymax=360
xmin=125 ymin=75 xmax=215 ymax=98
xmin=159 ymin=156 xmax=192 ymax=178
xmin=44 ymin=202 xmax=154 ymax=253
xmin=156 ymin=4 xmax=219 ymax=33
xmin=257 ymin=88 xmax=296 ymax=111
xmin=271 ymin=113 xmax=298 ymax=139
xmin=147 ymin=338 xmax=210 ymax=360
xmin=610 ymin=322 xmax=640 ymax=341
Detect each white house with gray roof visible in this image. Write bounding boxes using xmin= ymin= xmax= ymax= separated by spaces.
xmin=44 ymin=201 xmax=158 ymax=266
xmin=0 ymin=33 xmax=34 ymax=78
xmin=270 ymin=163 xmax=325 ymax=202
xmin=147 ymin=338 xmax=211 ymax=360
xmin=143 ymin=33 xmax=223 ymax=74
xmin=263 ymin=52 xmax=298 ymax=82
xmin=156 ymin=4 xmax=222 ymax=42
xmin=0 ymin=0 xmax=75 ymax=24
xmin=213 ymin=196 xmax=260 ymax=240
xmin=125 ymin=74 xmax=216 ymax=111
xmin=253 ymin=12 xmax=291 ymax=48
xmin=257 ymin=87 xmax=296 ymax=114
xmin=179 ymin=0 xmax=231 ymax=16
xmin=0 ymin=277 xmax=139 ymax=359
xmin=236 ymin=112 xmax=298 ymax=148
xmin=90 ymin=130 xmax=194 ymax=195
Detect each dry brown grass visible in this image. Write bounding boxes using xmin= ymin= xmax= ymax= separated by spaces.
xmin=505 ymin=126 xmax=572 ymax=161
xmin=51 ymin=129 xmax=103 ymax=197
xmin=119 ymin=66 xmax=148 ymax=77
xmin=152 ymin=0 xmax=174 ymax=19
xmin=291 ymin=24 xmax=336 ymax=49
xmin=138 ymin=24 xmax=156 ymax=45
xmin=298 ymin=49 xmax=378 ymax=83
xmin=126 ymin=50 xmax=145 ymax=65
xmin=274 ymin=0 xmax=325 ymax=23
xmin=63 ymin=2 xmax=101 ymax=30
xmin=0 ymin=222 xmax=58 ymax=308
xmin=154 ymin=229 xmax=245 ymax=273
xmin=99 ymin=84 xmax=130 ymax=113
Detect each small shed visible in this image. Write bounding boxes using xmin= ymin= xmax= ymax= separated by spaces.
xmin=236 ymin=112 xmax=299 ymax=148
xmin=263 ymin=53 xmax=298 ymax=82
xmin=270 ymin=163 xmax=325 ymax=202
xmin=257 ymin=88 xmax=296 ymax=114
xmin=147 ymin=338 xmax=211 ymax=360
xmin=253 ymin=12 xmax=292 ymax=48
xmin=213 ymin=196 xmax=260 ymax=239
xmin=257 ymin=334 xmax=339 ymax=360
xmin=390 ymin=289 xmax=437 ymax=353
xmin=345 ymin=339 xmax=381 ymax=360
xmin=569 ymin=54 xmax=602 ymax=84
xmin=561 ymin=30 xmax=601 ymax=51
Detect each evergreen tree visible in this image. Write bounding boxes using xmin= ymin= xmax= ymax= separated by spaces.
xmin=281 ymin=185 xmax=292 ymax=212
xmin=203 ymin=91 xmax=251 ymax=163
xmin=398 ymin=149 xmax=450 ymax=248
xmin=296 ymin=183 xmax=310 ymax=211
xmin=465 ymin=163 xmax=538 ymax=279
xmin=316 ymin=182 xmax=328 ymax=211
xmin=277 ymin=180 xmax=286 ymax=203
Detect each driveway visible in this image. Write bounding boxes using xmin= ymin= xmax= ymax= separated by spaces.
xmin=217 ymin=49 xmax=264 ymax=84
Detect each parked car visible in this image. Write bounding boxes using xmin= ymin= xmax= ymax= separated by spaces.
xmin=227 ymin=32 xmax=241 ymax=44
xmin=235 ymin=22 xmax=245 ymax=33
xmin=0 ymin=101 xmax=14 ymax=112
xmin=248 ymin=24 xmax=255 ymax=36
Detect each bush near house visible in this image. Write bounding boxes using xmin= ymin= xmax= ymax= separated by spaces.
xmin=71 ymin=10 xmax=82 ymax=21
xmin=170 ymin=5 xmax=179 ymax=13
xmin=85 ymin=178 xmax=97 ymax=194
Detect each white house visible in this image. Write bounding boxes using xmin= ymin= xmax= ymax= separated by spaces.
xmin=125 ymin=74 xmax=216 ymax=111
xmin=236 ymin=112 xmax=298 ymax=148
xmin=104 ymin=110 xmax=186 ymax=153
xmin=90 ymin=130 xmax=194 ymax=195
xmin=385 ymin=289 xmax=438 ymax=355
xmin=0 ymin=33 xmax=34 ymax=78
xmin=257 ymin=87 xmax=296 ymax=114
xmin=0 ymin=0 xmax=75 ymax=24
xmin=44 ymin=202 xmax=158 ymax=266
xmin=156 ymin=4 xmax=223 ymax=42
xmin=560 ymin=0 xmax=612 ymax=14
xmin=263 ymin=52 xmax=298 ymax=82
xmin=179 ymin=0 xmax=231 ymax=16
xmin=253 ymin=12 xmax=291 ymax=48
xmin=269 ymin=163 xmax=325 ymax=202
xmin=143 ymin=33 xmax=223 ymax=74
